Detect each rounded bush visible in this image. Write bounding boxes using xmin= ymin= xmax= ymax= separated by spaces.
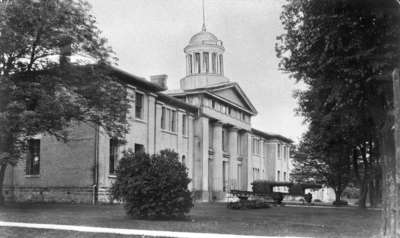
xmin=111 ymin=149 xmax=193 ymax=219
xmin=304 ymin=193 xmax=312 ymax=203
xmin=272 ymin=192 xmax=284 ymax=204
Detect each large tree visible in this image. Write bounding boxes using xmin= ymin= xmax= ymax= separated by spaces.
xmin=276 ymin=0 xmax=400 ymax=236
xmin=0 ymin=0 xmax=130 ymax=203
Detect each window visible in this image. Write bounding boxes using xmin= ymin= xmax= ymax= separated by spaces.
xmin=212 ymin=100 xmax=216 ymax=109
xmin=203 ymin=52 xmax=209 ymax=73
xmin=181 ymin=155 xmax=186 ymax=167
xmin=109 ymin=138 xmax=119 ymax=174
xmin=237 ymin=164 xmax=242 ymax=189
xmin=222 ymin=129 xmax=228 ymax=152
xmin=135 ymin=92 xmax=144 ymax=119
xmin=161 ymin=107 xmax=166 ymax=129
xmin=237 ymin=134 xmax=242 ymax=155
xmin=277 ymin=170 xmax=281 ymax=181
xmin=195 ymin=52 xmax=201 ymax=73
xmin=284 ymin=172 xmax=287 ymax=181
xmin=223 ymin=162 xmax=228 ymax=192
xmin=283 ymin=146 xmax=287 ymax=160
xmin=170 ymin=110 xmax=176 ymax=132
xmin=219 ymin=54 xmax=224 ymax=74
xmin=134 ymin=143 xmax=145 ymax=153
xmin=26 ymin=139 xmax=40 ymax=175
xmin=277 ymin=144 xmax=281 ymax=159
xmin=252 ymin=138 xmax=261 ymax=155
xmin=182 ymin=114 xmax=187 ymax=135
xmin=187 ymin=54 xmax=193 ymax=74
xmin=222 ymin=130 xmax=226 ymax=152
xmin=252 ymin=168 xmax=260 ymax=181
xmin=212 ymin=53 xmax=217 ymax=73
xmin=161 ymin=106 xmax=177 ymax=133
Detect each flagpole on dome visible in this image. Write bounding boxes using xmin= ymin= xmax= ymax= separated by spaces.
xmin=202 ymin=0 xmax=206 ymax=32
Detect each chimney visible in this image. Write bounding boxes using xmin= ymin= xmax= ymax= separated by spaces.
xmin=150 ymin=74 xmax=168 ymax=90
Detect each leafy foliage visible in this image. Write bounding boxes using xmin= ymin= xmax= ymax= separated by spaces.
xmin=111 ymin=149 xmax=193 ymax=219
xmin=0 ymin=0 xmax=130 ymax=203
xmin=277 ymin=0 xmax=400 ymax=208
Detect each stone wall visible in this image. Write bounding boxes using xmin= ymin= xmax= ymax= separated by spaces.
xmin=4 ymin=186 xmax=94 ymax=203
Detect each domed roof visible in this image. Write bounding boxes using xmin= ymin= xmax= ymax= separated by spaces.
xmin=189 ymin=30 xmax=218 ymax=45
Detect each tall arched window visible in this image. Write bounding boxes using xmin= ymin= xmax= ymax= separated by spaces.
xmin=212 ymin=53 xmax=217 ymax=73
xmin=211 ymin=53 xmax=217 ymax=74
xmin=194 ymin=53 xmax=201 ymax=74
xmin=187 ymin=54 xmax=193 ymax=75
xmin=203 ymin=52 xmax=209 ymax=73
xmin=181 ymin=155 xmax=186 ymax=167
xmin=219 ymin=54 xmax=224 ymax=75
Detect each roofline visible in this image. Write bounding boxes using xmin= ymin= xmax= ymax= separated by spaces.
xmin=167 ymin=87 xmax=257 ymax=116
xmin=208 ymin=82 xmax=258 ymax=114
xmin=110 ymin=66 xmax=165 ymax=92
xmin=157 ymin=93 xmax=199 ymax=113
xmin=251 ymin=128 xmax=294 ymax=144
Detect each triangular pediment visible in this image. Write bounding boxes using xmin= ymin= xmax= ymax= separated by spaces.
xmin=208 ymin=83 xmax=257 ymax=115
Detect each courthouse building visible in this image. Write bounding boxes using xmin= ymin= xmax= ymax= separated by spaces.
xmin=3 ymin=23 xmax=293 ymax=203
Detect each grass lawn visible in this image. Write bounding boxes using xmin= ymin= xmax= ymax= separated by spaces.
xmin=0 ymin=202 xmax=381 ymax=238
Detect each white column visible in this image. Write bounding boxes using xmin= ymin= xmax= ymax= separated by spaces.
xmin=228 ymin=126 xmax=238 ymax=190
xmin=200 ymin=117 xmax=209 ymax=201
xmin=212 ymin=121 xmax=223 ymax=198
xmin=188 ymin=114 xmax=194 ymax=190
xmin=246 ymin=132 xmax=253 ymax=190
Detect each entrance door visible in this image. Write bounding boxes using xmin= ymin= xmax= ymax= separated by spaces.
xmin=222 ymin=161 xmax=229 ymax=192
xmin=237 ymin=164 xmax=242 ymax=190
xmin=208 ymin=158 xmax=213 ymax=198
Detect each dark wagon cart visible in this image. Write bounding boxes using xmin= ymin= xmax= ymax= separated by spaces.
xmin=227 ymin=181 xmax=322 ymax=209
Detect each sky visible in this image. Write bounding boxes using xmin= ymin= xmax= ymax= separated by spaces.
xmin=87 ymin=0 xmax=307 ymax=143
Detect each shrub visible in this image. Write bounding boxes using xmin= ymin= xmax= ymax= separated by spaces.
xmin=314 ymin=199 xmax=322 ymax=203
xmin=289 ymin=184 xmax=304 ymax=196
xmin=272 ymin=192 xmax=284 ymax=204
xmin=304 ymin=193 xmax=312 ymax=203
xmin=333 ymin=200 xmax=348 ymax=206
xmin=111 ymin=149 xmax=193 ymax=219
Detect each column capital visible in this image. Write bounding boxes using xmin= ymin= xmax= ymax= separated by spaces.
xmin=228 ymin=126 xmax=239 ymax=132
xmin=212 ymin=120 xmax=223 ymax=127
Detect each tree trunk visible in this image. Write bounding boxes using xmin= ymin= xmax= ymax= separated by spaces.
xmin=381 ymin=119 xmax=397 ymax=237
xmin=381 ymin=68 xmax=400 ymax=238
xmin=334 ymin=189 xmax=342 ymax=202
xmin=0 ymin=163 xmax=7 ymax=204
xmin=358 ymin=178 xmax=368 ymax=209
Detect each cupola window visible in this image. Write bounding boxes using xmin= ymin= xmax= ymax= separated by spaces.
xmin=212 ymin=53 xmax=217 ymax=73
xmin=203 ymin=52 xmax=209 ymax=73
xmin=194 ymin=53 xmax=201 ymax=74
xmin=219 ymin=54 xmax=224 ymax=75
xmin=187 ymin=55 xmax=193 ymax=75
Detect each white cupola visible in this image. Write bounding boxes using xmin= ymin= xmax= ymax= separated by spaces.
xmin=180 ymin=4 xmax=229 ymax=90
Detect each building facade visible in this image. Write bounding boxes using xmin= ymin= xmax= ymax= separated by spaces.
xmin=3 ymin=25 xmax=292 ymax=203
